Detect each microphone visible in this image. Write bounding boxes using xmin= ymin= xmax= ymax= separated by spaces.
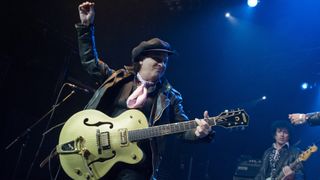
xmin=65 ymin=83 xmax=90 ymax=93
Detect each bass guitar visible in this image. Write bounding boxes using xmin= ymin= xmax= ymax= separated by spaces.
xmin=266 ymin=144 xmax=318 ymax=180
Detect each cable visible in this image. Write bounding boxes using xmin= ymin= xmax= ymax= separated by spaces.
xmin=48 ymin=147 xmax=57 ymax=180
xmin=26 ymin=84 xmax=74 ymax=180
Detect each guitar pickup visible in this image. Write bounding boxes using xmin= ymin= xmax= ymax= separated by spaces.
xmin=96 ymin=129 xmax=111 ymax=154
xmin=119 ymin=129 xmax=128 ymax=146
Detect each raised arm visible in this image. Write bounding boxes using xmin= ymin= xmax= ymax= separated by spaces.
xmin=76 ymin=2 xmax=114 ymax=84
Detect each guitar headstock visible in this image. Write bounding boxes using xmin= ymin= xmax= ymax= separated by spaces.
xmin=299 ymin=144 xmax=318 ymax=162
xmin=214 ymin=109 xmax=249 ymax=129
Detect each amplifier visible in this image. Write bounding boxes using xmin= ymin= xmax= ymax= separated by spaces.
xmin=233 ymin=157 xmax=262 ymax=179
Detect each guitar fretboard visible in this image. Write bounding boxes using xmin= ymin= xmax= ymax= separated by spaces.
xmin=128 ymin=117 xmax=218 ymax=141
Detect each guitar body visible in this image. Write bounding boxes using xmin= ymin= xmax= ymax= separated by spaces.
xmin=57 ymin=109 xmax=148 ymax=180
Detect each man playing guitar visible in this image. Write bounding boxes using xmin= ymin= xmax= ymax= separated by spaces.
xmin=254 ymin=121 xmax=304 ymax=180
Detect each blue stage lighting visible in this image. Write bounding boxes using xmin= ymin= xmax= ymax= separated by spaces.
xmin=225 ymin=12 xmax=231 ymax=18
xmin=247 ymin=0 xmax=258 ymax=7
xmin=301 ymin=82 xmax=308 ymax=90
xmin=262 ymin=96 xmax=267 ymax=100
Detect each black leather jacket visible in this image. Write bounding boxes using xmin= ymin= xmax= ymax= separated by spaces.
xmin=75 ymin=24 xmax=213 ymax=179
xmin=255 ymin=145 xmax=304 ymax=180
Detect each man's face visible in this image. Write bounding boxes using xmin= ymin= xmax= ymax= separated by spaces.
xmin=139 ymin=52 xmax=169 ymax=81
xmin=274 ymin=128 xmax=289 ymax=146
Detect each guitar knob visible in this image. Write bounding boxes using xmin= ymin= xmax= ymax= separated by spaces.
xmin=131 ymin=153 xmax=137 ymax=160
xmin=74 ymin=168 xmax=82 ymax=176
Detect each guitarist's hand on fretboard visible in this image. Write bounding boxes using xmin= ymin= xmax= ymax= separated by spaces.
xmin=195 ymin=110 xmax=212 ymax=138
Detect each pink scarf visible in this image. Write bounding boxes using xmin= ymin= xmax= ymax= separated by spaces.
xmin=126 ymin=73 xmax=155 ymax=109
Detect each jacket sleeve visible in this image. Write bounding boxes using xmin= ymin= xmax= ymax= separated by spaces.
xmin=254 ymin=149 xmax=269 ymax=180
xmin=170 ymin=89 xmax=214 ymax=142
xmin=306 ymin=112 xmax=320 ymax=126
xmin=75 ymin=23 xmax=114 ymax=85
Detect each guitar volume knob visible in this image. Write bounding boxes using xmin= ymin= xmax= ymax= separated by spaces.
xmin=131 ymin=153 xmax=137 ymax=160
xmin=74 ymin=168 xmax=82 ymax=176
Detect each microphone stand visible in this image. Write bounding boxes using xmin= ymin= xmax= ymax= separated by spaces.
xmin=5 ymin=89 xmax=75 ymax=179
xmin=11 ymin=129 xmax=30 ymax=180
xmin=5 ymin=91 xmax=73 ymax=150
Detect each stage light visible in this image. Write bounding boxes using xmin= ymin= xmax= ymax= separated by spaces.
xmin=247 ymin=0 xmax=258 ymax=7
xmin=225 ymin=12 xmax=237 ymax=25
xmin=261 ymin=96 xmax=267 ymax=100
xmin=225 ymin=12 xmax=231 ymax=18
xmin=301 ymin=82 xmax=308 ymax=90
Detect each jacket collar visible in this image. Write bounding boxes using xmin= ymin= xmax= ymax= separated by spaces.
xmin=273 ymin=142 xmax=290 ymax=150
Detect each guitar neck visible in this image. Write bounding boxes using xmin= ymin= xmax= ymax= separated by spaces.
xmin=275 ymin=159 xmax=300 ymax=180
xmin=275 ymin=144 xmax=318 ymax=180
xmin=128 ymin=116 xmax=219 ymax=142
xmin=289 ymin=159 xmax=301 ymax=171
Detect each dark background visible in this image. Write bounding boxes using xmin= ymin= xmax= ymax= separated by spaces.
xmin=2 ymin=0 xmax=320 ymax=179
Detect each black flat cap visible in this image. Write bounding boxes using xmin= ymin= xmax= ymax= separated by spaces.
xmin=131 ymin=38 xmax=176 ymax=62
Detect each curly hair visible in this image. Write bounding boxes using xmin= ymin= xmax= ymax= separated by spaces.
xmin=270 ymin=120 xmax=293 ymax=137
